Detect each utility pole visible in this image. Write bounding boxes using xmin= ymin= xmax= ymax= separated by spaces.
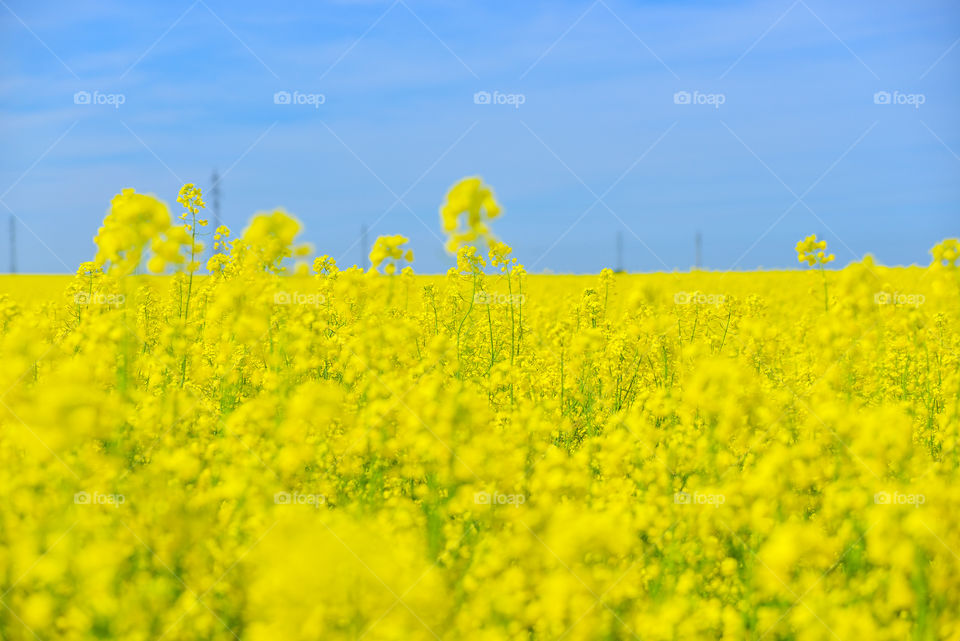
xmin=211 ymin=169 xmax=222 ymax=231
xmin=695 ymin=231 xmax=702 ymax=270
xmin=360 ymin=224 xmax=368 ymax=269
xmin=9 ymin=216 xmax=15 ymax=274
xmin=615 ymin=230 xmax=624 ymax=273
xmin=209 ymin=169 xmax=222 ymax=263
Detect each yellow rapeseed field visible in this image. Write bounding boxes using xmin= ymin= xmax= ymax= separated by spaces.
xmin=0 ymin=179 xmax=958 ymax=640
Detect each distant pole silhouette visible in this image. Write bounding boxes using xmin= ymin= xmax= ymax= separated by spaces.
xmin=361 ymin=224 xmax=368 ymax=269
xmin=210 ymin=170 xmax=222 ymax=262
xmin=695 ymin=231 xmax=702 ymax=270
xmin=9 ymin=216 xmax=15 ymax=274
xmin=211 ymin=169 xmax=222 ymax=230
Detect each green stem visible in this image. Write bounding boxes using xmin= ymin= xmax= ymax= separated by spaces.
xmin=456 ymin=274 xmax=477 ymax=370
xmin=559 ymin=346 xmax=565 ymax=416
xmin=486 ymin=298 xmax=495 ymax=371
xmin=507 ymin=272 xmax=516 ymax=366
xmin=516 ymin=276 xmax=524 ymax=356
xmin=184 ymin=212 xmax=197 ymax=322
xmin=718 ymin=310 xmax=732 ymax=354
xmin=820 ymin=264 xmax=829 ymax=312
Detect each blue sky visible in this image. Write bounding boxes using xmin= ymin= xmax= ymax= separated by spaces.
xmin=1 ymin=0 xmax=957 ymax=273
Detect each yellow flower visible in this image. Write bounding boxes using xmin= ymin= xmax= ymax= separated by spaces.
xmin=369 ymin=234 xmax=413 ymax=274
xmin=1 ymin=179 xmax=957 ymax=641
xmin=177 ymin=182 xmax=206 ymax=215
xmin=930 ymin=238 xmax=959 ymax=267
xmin=440 ymin=176 xmax=501 ymax=253
xmin=93 ymin=188 xmax=171 ymax=276
xmin=795 ymin=233 xmax=835 ymax=266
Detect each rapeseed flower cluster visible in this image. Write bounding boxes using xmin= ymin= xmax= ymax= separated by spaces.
xmin=440 ymin=176 xmax=502 ymax=252
xmin=369 ymin=234 xmax=413 ymax=274
xmin=93 ymin=188 xmax=172 ymax=276
xmin=930 ymin=238 xmax=959 ymax=267
xmin=795 ymin=234 xmax=835 ymax=266
xmin=0 ymin=180 xmax=958 ymax=640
